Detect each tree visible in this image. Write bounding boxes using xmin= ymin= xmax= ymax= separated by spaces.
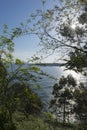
xmin=74 ymin=86 xmax=87 ymax=124
xmin=1 ymin=0 xmax=86 ymax=127
xmin=7 ymin=83 xmax=42 ymax=116
xmin=50 ymin=75 xmax=77 ymax=124
xmin=20 ymin=0 xmax=87 ymax=73
xmin=23 ymin=1 xmax=87 ymax=125
xmin=0 ymin=26 xmax=43 ymax=129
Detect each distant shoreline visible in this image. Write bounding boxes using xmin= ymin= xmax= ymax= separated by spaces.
xmin=30 ymin=63 xmax=65 ymax=66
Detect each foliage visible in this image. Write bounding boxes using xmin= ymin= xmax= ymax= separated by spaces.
xmin=50 ymin=74 xmax=77 ymax=124
xmin=74 ymin=89 xmax=87 ymax=124
xmin=19 ymin=0 xmax=87 ymax=73
xmin=20 ymin=1 xmax=87 ymax=126
xmin=0 ymin=26 xmax=43 ymax=129
xmin=13 ymin=112 xmax=75 ymax=130
xmin=50 ymin=74 xmax=87 ymax=126
xmin=65 ymin=49 xmax=87 ymax=72
xmin=0 ymin=112 xmax=16 ymax=130
xmin=7 ymin=83 xmax=43 ymax=115
xmin=0 ymin=0 xmax=87 ymax=129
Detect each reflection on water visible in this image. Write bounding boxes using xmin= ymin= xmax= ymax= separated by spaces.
xmin=32 ymin=66 xmax=62 ymax=107
xmin=32 ymin=66 xmax=83 ymax=108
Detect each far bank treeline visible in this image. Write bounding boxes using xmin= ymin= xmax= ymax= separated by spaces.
xmin=0 ymin=0 xmax=87 ymax=130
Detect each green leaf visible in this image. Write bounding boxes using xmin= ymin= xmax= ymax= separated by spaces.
xmin=15 ymin=59 xmax=24 ymax=65
xmin=29 ymin=66 xmax=40 ymax=72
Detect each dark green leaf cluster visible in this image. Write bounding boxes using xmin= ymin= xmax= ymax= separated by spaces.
xmin=50 ymin=75 xmax=77 ymax=124
xmin=74 ymin=89 xmax=87 ymax=124
xmin=60 ymin=25 xmax=74 ymax=39
xmin=65 ymin=49 xmax=87 ymax=72
xmin=7 ymin=83 xmax=42 ymax=115
xmin=50 ymin=73 xmax=87 ymax=125
xmin=0 ymin=27 xmax=43 ymax=129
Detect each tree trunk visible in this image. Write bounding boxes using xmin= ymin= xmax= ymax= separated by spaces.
xmin=63 ymin=101 xmax=66 ymax=124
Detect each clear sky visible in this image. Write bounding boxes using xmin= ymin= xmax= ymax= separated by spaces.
xmin=0 ymin=0 xmax=58 ymax=62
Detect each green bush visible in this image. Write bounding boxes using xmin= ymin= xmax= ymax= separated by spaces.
xmin=0 ymin=112 xmax=16 ymax=130
xmin=4 ymin=123 xmax=16 ymax=130
xmin=7 ymin=83 xmax=43 ymax=115
xmin=77 ymin=124 xmax=87 ymax=130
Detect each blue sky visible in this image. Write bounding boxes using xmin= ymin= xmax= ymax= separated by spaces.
xmin=0 ymin=0 xmax=43 ymax=27
xmin=0 ymin=0 xmax=58 ymax=62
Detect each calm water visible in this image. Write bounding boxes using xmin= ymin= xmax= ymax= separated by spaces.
xmin=31 ymin=66 xmax=83 ymax=107
xmin=9 ymin=64 xmax=85 ymax=109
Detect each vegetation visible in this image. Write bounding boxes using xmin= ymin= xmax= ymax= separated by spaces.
xmin=50 ymin=74 xmax=87 ymax=129
xmin=13 ymin=113 xmax=76 ymax=130
xmin=21 ymin=0 xmax=87 ymax=129
xmin=20 ymin=0 xmax=87 ymax=68
xmin=74 ymin=87 xmax=87 ymax=124
xmin=50 ymin=75 xmax=77 ymax=124
xmin=0 ymin=0 xmax=87 ymax=129
xmin=0 ymin=26 xmax=43 ymax=129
